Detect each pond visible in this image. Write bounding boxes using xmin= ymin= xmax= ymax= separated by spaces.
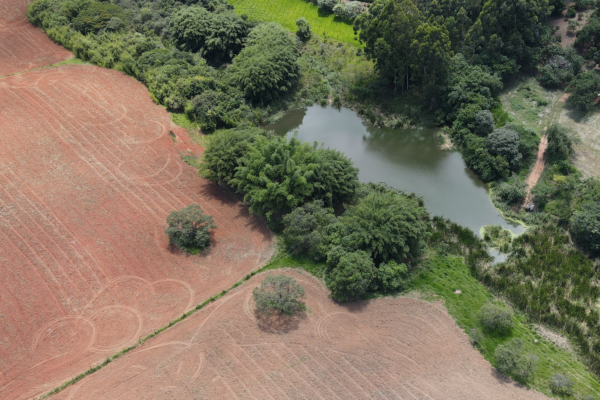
xmin=266 ymin=105 xmax=524 ymax=236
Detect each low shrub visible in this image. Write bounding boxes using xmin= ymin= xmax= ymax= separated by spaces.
xmin=478 ymin=303 xmax=514 ymax=333
xmin=253 ymin=275 xmax=306 ymax=316
xmin=549 ymin=373 xmax=574 ymax=396
xmin=494 ymin=338 xmax=538 ymax=382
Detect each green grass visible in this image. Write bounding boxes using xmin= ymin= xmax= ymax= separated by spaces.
xmin=228 ymin=0 xmax=359 ymax=45
xmin=408 ymin=255 xmax=600 ymax=399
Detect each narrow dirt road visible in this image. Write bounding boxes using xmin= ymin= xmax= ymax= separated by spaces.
xmin=523 ymin=135 xmax=548 ymax=207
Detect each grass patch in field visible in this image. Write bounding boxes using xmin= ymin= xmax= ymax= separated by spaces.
xmin=409 ymin=255 xmax=600 ymax=398
xmin=228 ymin=0 xmax=359 ymax=45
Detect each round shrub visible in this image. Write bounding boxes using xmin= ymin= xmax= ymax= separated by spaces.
xmin=478 ymin=303 xmax=514 ymax=333
xmin=253 ymin=274 xmax=306 ymax=316
xmin=549 ymin=373 xmax=574 ymax=396
xmin=494 ymin=338 xmax=538 ymax=382
xmin=494 ymin=180 xmax=526 ymax=205
xmin=325 ymin=250 xmax=375 ymax=301
xmin=295 ymin=17 xmax=311 ymax=40
xmin=566 ymin=7 xmax=576 ymax=18
xmin=474 ymin=110 xmax=494 ymax=136
xmin=282 ymin=201 xmax=336 ymax=259
xmin=164 ymin=204 xmax=217 ymax=252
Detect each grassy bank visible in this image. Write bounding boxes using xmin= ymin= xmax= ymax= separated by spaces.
xmin=228 ymin=0 xmax=358 ymax=45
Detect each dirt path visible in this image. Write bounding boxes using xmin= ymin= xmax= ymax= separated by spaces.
xmin=523 ymin=135 xmax=548 ymax=207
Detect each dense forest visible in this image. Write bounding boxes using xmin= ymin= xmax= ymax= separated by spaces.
xmin=28 ymin=0 xmax=600 ymax=383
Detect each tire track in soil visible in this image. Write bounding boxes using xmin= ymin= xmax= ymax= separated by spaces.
xmin=0 ymin=65 xmax=273 ymax=399
xmin=51 ymin=270 xmax=550 ymax=400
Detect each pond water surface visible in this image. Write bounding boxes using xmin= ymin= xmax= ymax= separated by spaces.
xmin=266 ymin=106 xmax=524 ymax=236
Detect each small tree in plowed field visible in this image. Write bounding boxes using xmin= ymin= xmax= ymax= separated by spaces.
xmin=253 ymin=275 xmax=306 ymax=316
xmin=165 ymin=204 xmax=216 ymax=253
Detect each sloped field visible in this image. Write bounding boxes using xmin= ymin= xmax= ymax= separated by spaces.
xmin=0 ymin=0 xmax=72 ymax=77
xmin=53 ymin=270 xmax=549 ymax=400
xmin=0 ymin=65 xmax=273 ymax=399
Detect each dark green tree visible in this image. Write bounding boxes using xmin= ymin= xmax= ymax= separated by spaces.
xmin=474 ymin=110 xmax=494 ymax=136
xmin=170 ymin=6 xmax=249 ymax=64
xmin=72 ymin=2 xmax=127 ymax=34
xmin=571 ymin=203 xmax=600 ymax=255
xmin=546 ymin=124 xmax=573 ymax=160
xmin=325 ymin=250 xmax=376 ymax=301
xmin=188 ymin=89 xmax=247 ymax=132
xmin=494 ymin=338 xmax=538 ymax=382
xmin=478 ymin=303 xmax=514 ymax=333
xmin=199 ymin=127 xmax=262 ymax=185
xmin=253 ymin=275 xmax=306 ymax=316
xmin=354 ymin=0 xmax=423 ymax=91
xmin=410 ymin=19 xmax=453 ymax=87
xmin=331 ymin=188 xmax=429 ymax=265
xmin=164 ymin=204 xmax=217 ymax=252
xmin=282 ymin=201 xmax=336 ymax=259
xmin=567 ymin=71 xmax=600 ymax=111
xmin=229 ymin=22 xmax=299 ymax=102
xmin=372 ymin=260 xmax=408 ymax=292
xmin=295 ymin=17 xmax=311 ymax=40
xmin=487 ymin=127 xmax=522 ymax=170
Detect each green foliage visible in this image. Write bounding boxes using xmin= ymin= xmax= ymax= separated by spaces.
xmin=372 ymin=260 xmax=408 ymax=292
xmin=478 ymin=303 xmax=514 ymax=333
xmin=333 ymin=2 xmax=363 ymax=20
xmin=325 ymin=250 xmax=375 ymax=300
xmin=494 ymin=338 xmax=538 ymax=382
xmin=199 ymin=127 xmax=262 ymax=184
xmin=474 ymin=110 xmax=494 ymax=136
xmin=567 ymin=71 xmax=600 ymax=111
xmin=229 ymin=22 xmax=300 ymax=102
xmin=539 ymin=55 xmax=574 ymax=87
xmin=487 ymin=127 xmax=522 ymax=170
xmin=188 ymin=89 xmax=248 ymax=132
xmin=549 ymin=373 xmax=575 ymax=396
xmin=282 ymin=201 xmax=336 ymax=259
xmin=566 ymin=7 xmax=576 ymax=18
xmin=318 ymin=0 xmax=339 ymax=12
xmin=482 ymin=225 xmax=513 ymax=251
xmin=576 ymin=17 xmax=600 ymax=49
xmin=494 ymin=180 xmax=526 ymax=205
xmin=170 ymin=6 xmax=249 ymax=64
xmin=253 ymin=274 xmax=307 ymax=315
xmin=295 ymin=17 xmax=311 ymax=40
xmin=72 ymin=2 xmax=127 ymax=34
xmin=546 ymin=123 xmax=573 ymax=161
xmin=331 ymin=188 xmax=429 ymax=265
xmin=571 ymin=203 xmax=600 ymax=255
xmin=164 ymin=204 xmax=217 ymax=252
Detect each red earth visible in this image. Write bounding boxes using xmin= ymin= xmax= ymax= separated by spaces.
xmin=0 ymin=64 xmax=274 ymax=399
xmin=0 ymin=0 xmax=72 ymax=77
xmin=53 ymin=270 xmax=549 ymax=400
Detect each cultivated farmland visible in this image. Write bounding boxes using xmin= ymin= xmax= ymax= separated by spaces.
xmin=228 ymin=0 xmax=358 ymax=45
xmin=0 ymin=0 xmax=72 ymax=76
xmin=52 ymin=270 xmax=549 ymax=399
xmin=0 ymin=65 xmax=273 ymax=399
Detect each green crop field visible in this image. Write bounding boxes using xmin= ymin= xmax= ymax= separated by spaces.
xmin=228 ymin=0 xmax=359 ymax=45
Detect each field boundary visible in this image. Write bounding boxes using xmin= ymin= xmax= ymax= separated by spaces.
xmin=37 ymin=249 xmax=283 ymax=399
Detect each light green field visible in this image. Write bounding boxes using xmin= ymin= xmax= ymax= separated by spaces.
xmin=228 ymin=0 xmax=359 ymax=45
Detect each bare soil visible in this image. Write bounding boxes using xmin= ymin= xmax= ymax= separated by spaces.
xmin=0 ymin=65 xmax=273 ymax=399
xmin=523 ymin=135 xmax=548 ymax=207
xmin=0 ymin=0 xmax=72 ymax=77
xmin=548 ymin=6 xmax=594 ymax=49
xmin=52 ymin=270 xmax=549 ymax=400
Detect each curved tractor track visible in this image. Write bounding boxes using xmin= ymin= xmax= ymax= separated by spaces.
xmin=0 ymin=0 xmax=72 ymax=77
xmin=52 ymin=270 xmax=549 ymax=400
xmin=0 ymin=65 xmax=273 ymax=399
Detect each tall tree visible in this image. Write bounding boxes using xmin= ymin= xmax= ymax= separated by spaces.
xmin=354 ymin=0 xmax=423 ymax=91
xmin=410 ymin=19 xmax=453 ymax=87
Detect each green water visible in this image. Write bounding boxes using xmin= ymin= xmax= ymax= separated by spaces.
xmin=267 ymin=106 xmax=524 ymax=235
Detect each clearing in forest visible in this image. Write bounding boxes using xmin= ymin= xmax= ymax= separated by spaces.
xmin=228 ymin=0 xmax=358 ymax=45
xmin=0 ymin=65 xmax=273 ymax=399
xmin=0 ymin=0 xmax=72 ymax=77
xmin=52 ymin=270 xmax=549 ymax=400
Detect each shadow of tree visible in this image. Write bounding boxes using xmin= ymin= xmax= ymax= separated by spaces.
xmin=254 ymin=309 xmax=308 ymax=334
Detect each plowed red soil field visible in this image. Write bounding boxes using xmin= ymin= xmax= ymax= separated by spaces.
xmin=0 ymin=0 xmax=72 ymax=77
xmin=0 ymin=64 xmax=273 ymax=399
xmin=53 ymin=270 xmax=548 ymax=400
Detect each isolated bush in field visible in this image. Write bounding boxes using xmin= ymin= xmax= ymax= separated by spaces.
xmin=474 ymin=110 xmax=495 ymax=136
xmin=164 ymin=204 xmax=216 ymax=252
xmin=478 ymin=303 xmax=514 ymax=333
xmin=571 ymin=203 xmax=600 ymax=254
xmin=549 ymin=373 xmax=574 ymax=396
xmin=295 ymin=17 xmax=311 ymax=40
xmin=229 ymin=22 xmax=299 ymax=102
xmin=325 ymin=250 xmax=375 ymax=301
xmin=494 ymin=338 xmax=537 ymax=382
xmin=282 ymin=201 xmax=336 ymax=259
xmin=567 ymin=71 xmax=600 ymax=111
xmin=253 ymin=275 xmax=306 ymax=316
xmin=546 ymin=124 xmax=573 ymax=160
